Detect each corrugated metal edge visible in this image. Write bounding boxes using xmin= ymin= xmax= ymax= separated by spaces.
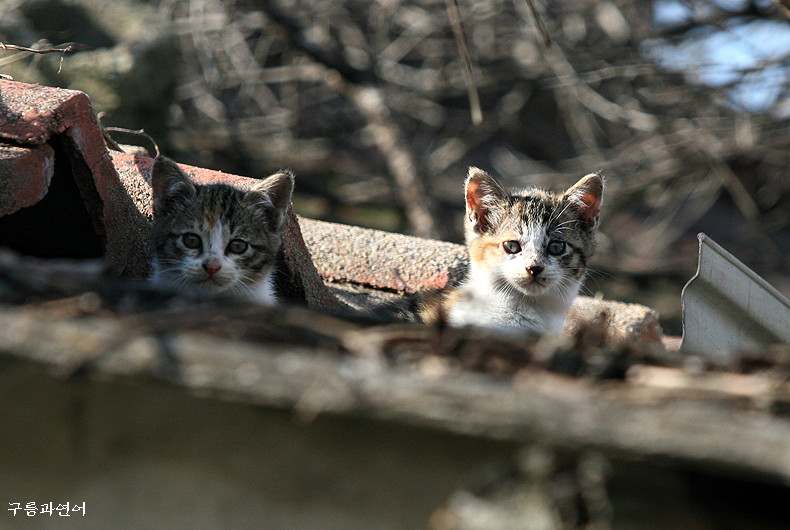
xmin=681 ymin=233 xmax=790 ymax=358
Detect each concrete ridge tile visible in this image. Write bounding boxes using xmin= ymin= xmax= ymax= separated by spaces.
xmin=0 ymin=144 xmax=54 ymax=216
xmin=0 ymin=80 xmax=147 ymax=276
xmin=0 ymin=79 xmax=663 ymax=343
xmin=299 ymin=217 xmax=468 ymax=293
xmin=0 ymin=80 xmax=88 ymax=145
xmin=298 ymin=218 xmax=661 ymax=343
xmin=109 ymin=152 xmax=341 ymax=310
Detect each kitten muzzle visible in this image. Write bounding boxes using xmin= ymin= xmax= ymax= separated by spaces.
xmin=203 ymin=262 xmax=222 ymax=276
xmin=526 ymin=265 xmax=544 ymax=277
xmin=512 ymin=273 xmax=551 ymax=294
xmin=196 ymin=274 xmax=231 ymax=290
xmin=197 ymin=260 xmax=230 ymax=289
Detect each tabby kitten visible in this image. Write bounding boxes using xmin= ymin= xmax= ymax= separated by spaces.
xmin=149 ymin=156 xmax=294 ymax=305
xmin=416 ymin=168 xmax=603 ymax=334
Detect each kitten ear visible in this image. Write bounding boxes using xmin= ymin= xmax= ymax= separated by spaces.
xmin=465 ymin=167 xmax=508 ymax=234
xmin=151 ymin=156 xmax=196 ymax=213
xmin=250 ymin=170 xmax=295 ymax=231
xmin=564 ymin=173 xmax=604 ymax=228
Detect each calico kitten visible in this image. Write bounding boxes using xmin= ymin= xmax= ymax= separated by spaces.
xmin=414 ymin=168 xmax=603 ymax=334
xmin=149 ymin=156 xmax=294 ymax=305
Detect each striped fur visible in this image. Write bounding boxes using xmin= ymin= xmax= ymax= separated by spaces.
xmin=416 ymin=168 xmax=603 ymax=334
xmin=149 ymin=156 xmax=294 ymax=305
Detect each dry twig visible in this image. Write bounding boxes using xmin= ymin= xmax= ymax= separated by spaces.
xmin=444 ymin=0 xmax=483 ymax=125
xmin=523 ymin=0 xmax=551 ymax=47
xmin=0 ymin=41 xmax=74 ymax=73
xmin=104 ymin=126 xmax=162 ymax=157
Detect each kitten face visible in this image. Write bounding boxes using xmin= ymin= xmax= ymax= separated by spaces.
xmin=464 ymin=168 xmax=603 ymax=301
xmin=149 ymin=157 xmax=294 ymax=303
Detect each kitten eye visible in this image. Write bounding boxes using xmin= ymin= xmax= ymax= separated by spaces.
xmin=227 ymin=239 xmax=249 ymax=254
xmin=502 ymin=240 xmax=521 ymax=254
xmin=182 ymin=233 xmax=202 ymax=249
xmin=547 ymin=240 xmax=566 ymax=256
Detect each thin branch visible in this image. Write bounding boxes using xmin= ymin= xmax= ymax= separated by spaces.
xmin=255 ymin=2 xmax=371 ymax=85
xmin=257 ymin=6 xmax=440 ymax=238
xmin=0 ymin=42 xmax=74 ymax=54
xmin=322 ymin=69 xmax=440 ymax=238
xmin=522 ymin=0 xmax=551 ymax=47
xmin=444 ymin=0 xmax=483 ymax=125
xmin=104 ymin=126 xmax=161 ymax=157
xmin=544 ymin=46 xmax=659 ymax=132
xmin=0 ymin=42 xmax=74 ymax=73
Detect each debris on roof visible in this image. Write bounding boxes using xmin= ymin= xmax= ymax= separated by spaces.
xmin=2 ymin=78 xmax=790 ymax=528
xmin=0 ymin=78 xmax=663 ymax=339
xmin=1 ymin=247 xmax=790 ymax=484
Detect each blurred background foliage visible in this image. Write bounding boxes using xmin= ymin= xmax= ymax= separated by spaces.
xmin=1 ymin=0 xmax=789 ymax=334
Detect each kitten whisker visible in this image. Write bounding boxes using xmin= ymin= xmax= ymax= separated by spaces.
xmin=148 ymin=155 xmax=292 ymax=306
xmin=548 ymin=198 xmax=574 ymax=228
xmin=396 ymin=168 xmax=603 ymax=335
xmin=552 ymin=219 xmax=577 ymax=229
xmin=584 ymin=267 xmax=613 ymax=279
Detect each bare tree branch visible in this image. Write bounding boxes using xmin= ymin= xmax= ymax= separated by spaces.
xmin=0 ymin=42 xmax=74 ymax=54
xmin=444 ymin=0 xmax=483 ymax=125
xmin=254 ymin=2 xmax=441 ymax=238
xmin=312 ymin=64 xmax=441 ymax=239
xmin=522 ymin=0 xmax=551 ymax=47
xmin=0 ymin=41 xmax=74 ymax=73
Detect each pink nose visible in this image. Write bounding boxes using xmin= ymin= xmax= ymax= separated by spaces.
xmin=526 ymin=265 xmax=544 ymax=277
xmin=203 ymin=263 xmax=222 ymax=276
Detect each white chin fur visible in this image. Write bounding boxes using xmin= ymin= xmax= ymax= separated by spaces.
xmin=248 ymin=272 xmax=277 ymax=305
xmin=510 ymin=279 xmax=550 ymax=296
xmin=150 ymin=265 xmax=277 ymax=306
xmin=449 ymin=267 xmax=580 ymax=335
xmin=195 ymin=278 xmax=231 ymax=292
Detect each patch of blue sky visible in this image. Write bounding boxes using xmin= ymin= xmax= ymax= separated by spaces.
xmin=653 ymin=0 xmax=693 ymax=29
xmin=642 ymin=16 xmax=790 ymax=112
xmin=728 ymin=66 xmax=787 ymax=112
xmin=712 ymin=0 xmax=776 ymax=11
xmin=711 ymin=0 xmax=750 ymax=12
xmin=701 ymin=30 xmax=756 ymax=86
xmin=654 ymin=0 xmax=778 ymax=28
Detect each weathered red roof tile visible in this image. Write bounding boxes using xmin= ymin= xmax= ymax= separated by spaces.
xmin=0 ymin=144 xmax=54 ymax=216
xmin=300 ymin=218 xmax=663 ymax=343
xmin=109 ymin=151 xmax=340 ymax=310
xmin=299 ymin=218 xmax=467 ymax=293
xmin=0 ymin=79 xmax=146 ymax=275
xmin=565 ymin=296 xmax=663 ymax=344
xmin=0 ymin=80 xmax=85 ymax=145
xmin=0 ymin=79 xmax=663 ymax=342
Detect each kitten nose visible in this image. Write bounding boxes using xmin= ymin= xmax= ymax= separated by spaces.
xmin=203 ymin=262 xmax=222 ymax=276
xmin=527 ymin=265 xmax=544 ymax=277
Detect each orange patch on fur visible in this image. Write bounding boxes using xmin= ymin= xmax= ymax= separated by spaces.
xmin=469 ymin=230 xmax=518 ymax=268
